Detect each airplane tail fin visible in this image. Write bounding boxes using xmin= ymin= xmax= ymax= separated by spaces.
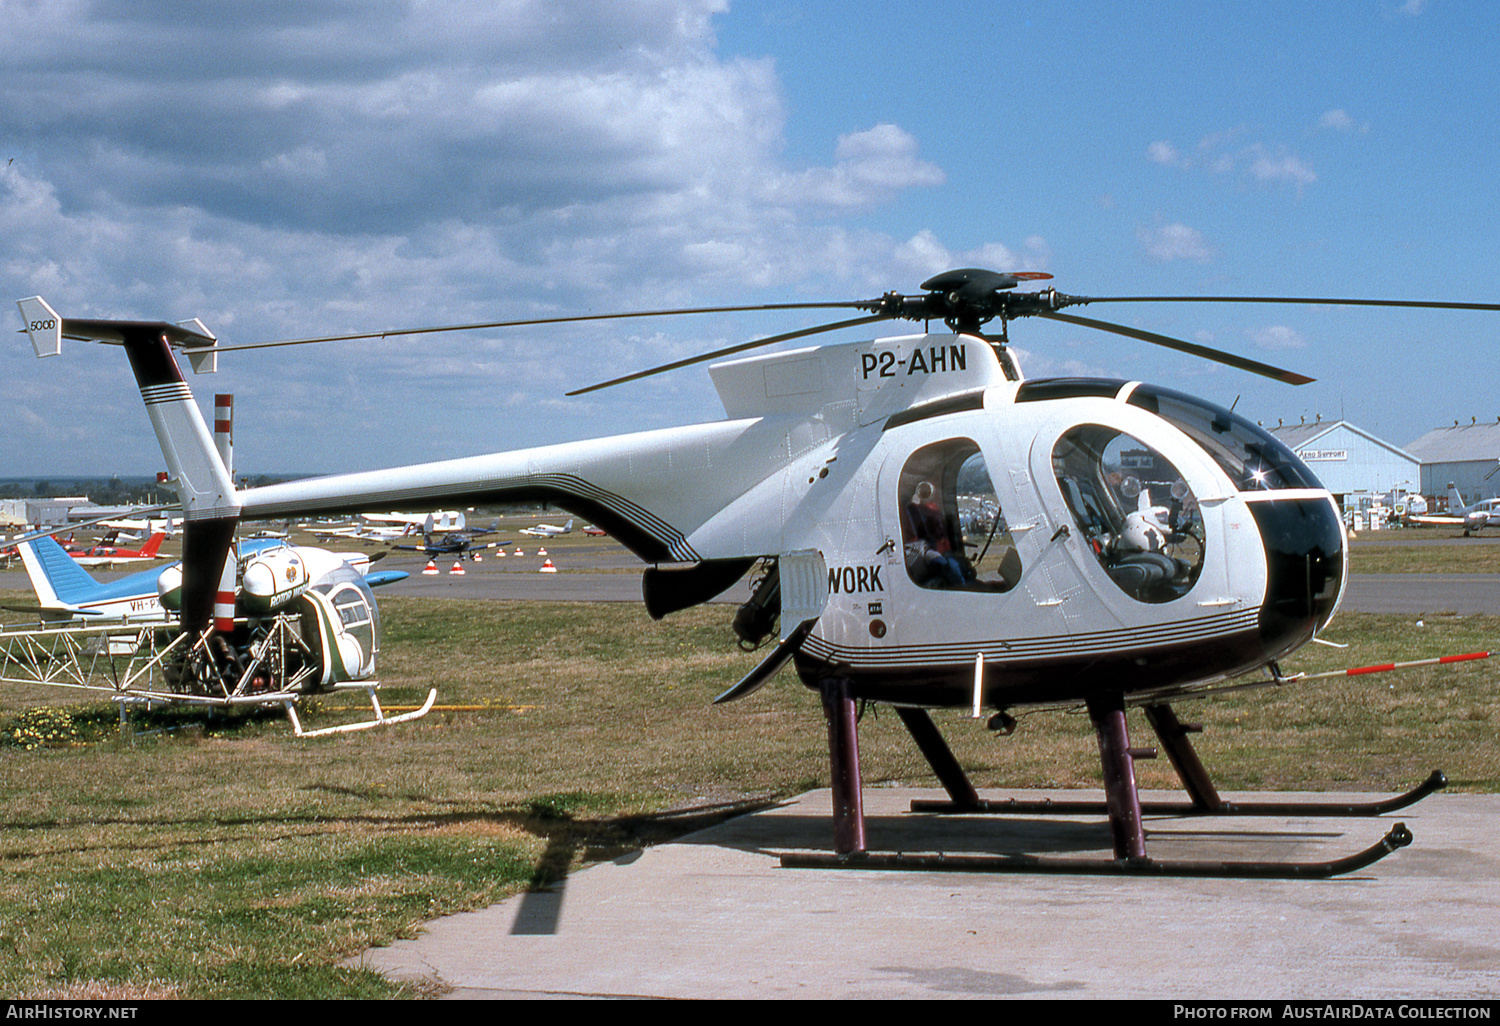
xmin=141 ymin=532 xmax=167 ymax=557
xmin=1447 ymin=483 xmax=1468 ymax=513
xmin=16 ymin=297 xmax=239 ymax=633
xmin=17 ymin=535 xmax=103 ymax=610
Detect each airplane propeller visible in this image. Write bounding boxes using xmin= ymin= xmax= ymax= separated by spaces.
xmin=171 ymin=269 xmax=1500 ymax=394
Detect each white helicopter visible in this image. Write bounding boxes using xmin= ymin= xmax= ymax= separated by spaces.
xmin=0 ymin=527 xmax=426 ymax=738
xmin=17 ymin=272 xmax=1498 ymax=873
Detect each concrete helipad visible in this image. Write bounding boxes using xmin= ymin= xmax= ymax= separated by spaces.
xmin=350 ymin=786 xmax=1500 ymax=1000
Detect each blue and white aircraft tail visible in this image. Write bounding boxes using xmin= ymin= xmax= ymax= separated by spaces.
xmin=15 ymin=534 xmax=170 ymax=622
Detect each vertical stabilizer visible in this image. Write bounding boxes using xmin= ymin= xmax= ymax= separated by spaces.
xmin=15 ymin=299 xmax=240 ymax=633
xmin=17 ymin=297 xmax=62 ymax=357
xmin=17 ymin=536 xmax=96 ymax=607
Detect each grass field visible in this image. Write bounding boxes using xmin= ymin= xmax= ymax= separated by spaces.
xmin=0 ymin=545 xmax=1496 ymax=997
xmin=1348 ymin=539 xmax=1500 ymax=574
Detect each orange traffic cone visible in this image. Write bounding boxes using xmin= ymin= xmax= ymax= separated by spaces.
xmin=537 ymin=546 xmax=548 ymax=556
xmin=421 ymin=560 xmax=439 ymax=575
xmin=539 ymin=558 xmax=558 ymax=573
xmin=449 ymin=561 xmax=465 ymax=575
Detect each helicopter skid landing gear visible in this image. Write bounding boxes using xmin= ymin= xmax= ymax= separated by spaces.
xmin=820 ymin=678 xmax=866 ymax=855
xmin=784 ymin=691 xmax=1427 ymax=877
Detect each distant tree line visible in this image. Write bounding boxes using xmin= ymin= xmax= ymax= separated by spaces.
xmin=0 ymin=473 xmax=303 ymax=504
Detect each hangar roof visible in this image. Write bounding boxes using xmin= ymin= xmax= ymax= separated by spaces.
xmin=1405 ymin=421 xmax=1500 ymax=463
xmin=1267 ymin=419 xmax=1416 ymax=462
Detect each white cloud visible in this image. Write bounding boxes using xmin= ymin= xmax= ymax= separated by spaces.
xmin=1245 ymin=146 xmax=1317 ymax=193
xmin=1138 ymin=223 xmax=1212 ymax=263
xmin=1317 ymin=108 xmax=1370 ymax=135
xmin=1146 ymin=141 xmax=1182 ymax=166
xmin=1146 ymin=131 xmax=1316 ymax=194
xmin=763 ymin=124 xmax=945 ymax=209
xmin=1247 ymin=325 xmax=1308 ymax=351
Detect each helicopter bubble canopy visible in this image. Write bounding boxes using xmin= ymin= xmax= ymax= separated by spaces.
xmin=1017 ymin=378 xmax=1323 ymax=494
xmin=1122 ymin=383 xmax=1321 ymax=492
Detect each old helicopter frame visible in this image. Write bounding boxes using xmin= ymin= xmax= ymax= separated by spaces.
xmin=1 ymin=520 xmax=432 ymax=739
xmin=16 ymin=271 xmax=1498 ymax=874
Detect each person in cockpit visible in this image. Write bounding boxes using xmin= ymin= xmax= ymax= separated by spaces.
xmin=903 ymin=481 xmax=972 ymax=588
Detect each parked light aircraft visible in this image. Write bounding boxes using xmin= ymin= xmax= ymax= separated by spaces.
xmin=66 ymin=530 xmax=168 ymax=568
xmin=99 ymin=514 xmax=176 ymax=535
xmin=363 ymin=510 xmax=467 ymax=533
xmin=14 ymin=532 xmax=407 ymax=622
xmin=14 ymin=533 xmax=175 ymax=621
xmin=519 ymin=519 xmax=574 ymax=538
xmin=392 ymin=522 xmax=502 ymax=560
xmin=305 ymin=521 xmax=417 ymax=543
xmin=1407 ymin=484 xmax=1499 ymax=535
xmin=17 ymin=273 xmax=1499 ymax=873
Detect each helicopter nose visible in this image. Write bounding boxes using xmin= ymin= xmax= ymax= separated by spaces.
xmin=1247 ymin=496 xmax=1346 ymax=657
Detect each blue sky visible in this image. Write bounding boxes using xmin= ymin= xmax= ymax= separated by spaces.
xmin=2 ymin=0 xmax=1495 ymax=478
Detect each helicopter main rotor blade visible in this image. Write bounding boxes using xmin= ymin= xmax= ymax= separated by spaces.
xmin=212 ymin=301 xmax=873 ymax=353
xmin=1077 ymin=295 xmax=1500 ymax=313
xmin=566 ymin=314 xmax=891 ymax=396
xmin=1039 ymin=310 xmax=1315 ymax=385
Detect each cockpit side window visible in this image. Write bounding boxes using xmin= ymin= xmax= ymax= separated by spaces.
xmin=1052 ymin=425 xmax=1205 ymax=603
xmin=898 ymin=438 xmax=1022 ymax=592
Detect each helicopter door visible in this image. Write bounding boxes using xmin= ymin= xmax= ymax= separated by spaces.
xmin=872 ymin=435 xmax=1026 ymax=655
xmin=890 ymin=437 xmax=1024 ymax=595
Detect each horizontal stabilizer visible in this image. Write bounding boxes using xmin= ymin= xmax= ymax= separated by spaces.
xmin=14 ymin=297 xmax=216 ymax=361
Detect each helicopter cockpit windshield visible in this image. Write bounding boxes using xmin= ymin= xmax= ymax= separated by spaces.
xmin=1052 ymin=425 xmax=1206 ymax=603
xmin=1125 ymin=384 xmax=1321 ymax=492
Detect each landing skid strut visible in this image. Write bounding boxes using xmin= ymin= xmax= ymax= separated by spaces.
xmin=784 ymin=683 xmax=1435 ymax=878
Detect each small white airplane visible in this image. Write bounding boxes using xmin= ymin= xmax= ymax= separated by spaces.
xmin=305 ymin=521 xmax=416 ymax=543
xmin=1407 ymin=484 xmax=1500 ymax=535
xmin=100 ymin=514 xmax=176 ymax=535
xmin=362 ymin=510 xmax=466 ymax=533
xmin=520 ymin=518 xmax=574 ymax=538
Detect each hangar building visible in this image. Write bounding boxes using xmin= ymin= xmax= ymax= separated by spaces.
xmin=1403 ymin=420 xmax=1500 ymax=504
xmin=1267 ymin=419 xmax=1421 ymax=506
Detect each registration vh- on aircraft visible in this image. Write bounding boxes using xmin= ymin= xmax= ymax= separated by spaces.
xmin=12 ymin=270 xmax=1498 ymax=875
